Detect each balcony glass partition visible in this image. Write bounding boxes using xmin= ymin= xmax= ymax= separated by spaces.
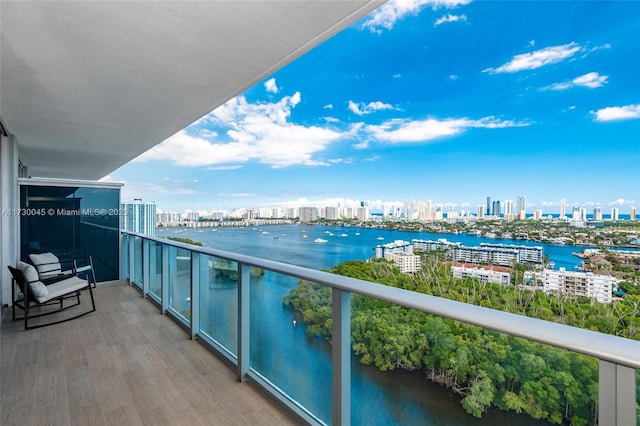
xmin=119 ymin=231 xmax=639 ymax=426
xmin=148 ymin=240 xmax=162 ymax=301
xmin=168 ymin=245 xmax=191 ymax=324
xmin=199 ymin=254 xmax=238 ymax=356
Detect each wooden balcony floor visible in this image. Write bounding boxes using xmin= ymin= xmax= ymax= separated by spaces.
xmin=1 ymin=281 xmax=299 ymax=426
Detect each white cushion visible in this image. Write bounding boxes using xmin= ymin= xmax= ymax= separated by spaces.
xmin=17 ymin=261 xmax=40 ymax=283
xmin=40 ymin=277 xmax=88 ymax=303
xmin=17 ymin=261 xmax=50 ymax=302
xmin=28 ymin=281 xmax=49 ymax=302
xmin=29 ymin=252 xmax=62 ymax=279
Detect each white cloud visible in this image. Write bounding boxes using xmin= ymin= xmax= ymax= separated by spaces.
xmin=449 ymin=74 xmax=459 ymax=80
xmin=364 ymin=116 xmax=529 ymax=143
xmin=362 ymin=0 xmax=471 ymax=33
xmin=348 ymin=100 xmax=395 ymax=116
xmin=393 ymin=73 xmax=402 ymax=79
xmin=434 ymin=13 xmax=467 ymax=26
xmin=608 ymin=198 xmax=636 ymax=207
xmin=215 ymin=192 xmax=254 ymax=198
xmin=573 ymin=72 xmax=607 ymax=88
xmin=264 ymin=78 xmax=278 ymax=94
xmin=199 ymin=128 xmax=218 ymax=138
xmin=207 ymin=165 xmax=244 ymax=171
xmin=542 ymin=72 xmax=608 ymax=91
xmin=527 ymin=40 xmax=535 ymax=47
xmin=592 ymin=104 xmax=640 ymax=122
xmin=484 ymin=42 xmax=582 ymax=73
xmin=323 ymin=103 xmax=333 ymax=109
xmin=135 ymin=92 xmax=342 ymax=168
xmin=322 ymin=116 xmax=340 ymax=123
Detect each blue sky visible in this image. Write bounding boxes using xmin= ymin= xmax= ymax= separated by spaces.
xmin=109 ymin=0 xmax=640 ymax=214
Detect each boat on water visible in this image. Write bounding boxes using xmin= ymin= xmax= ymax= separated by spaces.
xmin=377 ymin=236 xmax=384 ymax=240
xmin=355 ymin=232 xmax=360 ymax=236
xmin=340 ymin=233 xmax=348 ymax=237
xmin=261 ymin=231 xmax=269 ymax=235
xmin=314 ymin=238 xmax=328 ymax=243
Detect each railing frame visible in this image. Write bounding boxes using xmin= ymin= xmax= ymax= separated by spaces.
xmin=120 ymin=230 xmax=639 ymax=426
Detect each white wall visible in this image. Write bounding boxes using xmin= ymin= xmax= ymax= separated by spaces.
xmin=0 ymin=133 xmax=20 ymax=317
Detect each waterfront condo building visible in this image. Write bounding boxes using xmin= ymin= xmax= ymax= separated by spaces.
xmin=538 ymin=268 xmax=616 ymax=304
xmin=594 ymin=206 xmax=603 ymax=221
xmin=611 ymin=207 xmax=619 ymax=220
xmin=121 ymin=198 xmax=157 ymax=236
xmin=298 ymin=206 xmax=319 ymax=223
xmin=451 ymin=264 xmax=511 ymax=285
xmin=385 ymin=251 xmax=422 ymax=274
xmin=516 ymin=195 xmax=526 ymax=217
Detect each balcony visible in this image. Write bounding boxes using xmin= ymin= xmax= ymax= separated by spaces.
xmin=2 ymin=231 xmax=638 ymax=425
xmin=0 ymin=280 xmax=297 ymax=425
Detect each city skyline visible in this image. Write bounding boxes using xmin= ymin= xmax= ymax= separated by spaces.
xmin=108 ymin=1 xmax=640 ymax=214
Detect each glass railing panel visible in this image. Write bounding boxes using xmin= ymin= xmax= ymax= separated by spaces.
xmin=148 ymin=240 xmax=162 ymax=300
xmin=254 ymin=273 xmax=332 ymax=424
xmin=167 ymin=245 xmax=191 ymax=323
xmin=344 ymin=295 xmax=600 ymax=425
xmin=198 ymin=254 xmax=238 ymax=356
xmin=132 ymin=235 xmax=143 ymax=288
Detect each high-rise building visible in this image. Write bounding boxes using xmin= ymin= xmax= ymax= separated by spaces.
xmin=516 ymin=195 xmax=526 ymax=217
xmin=325 ymin=206 xmax=338 ymax=220
xmin=572 ymin=206 xmax=581 ymax=220
xmin=559 ymin=201 xmax=566 ymax=219
xmin=492 ymin=200 xmax=501 ymax=217
xmin=477 ymin=204 xmax=485 ymax=218
xmin=611 ymin=207 xmax=619 ymax=221
xmin=486 ymin=196 xmax=491 ymax=216
xmin=121 ymin=198 xmax=156 ymax=236
xmin=503 ymin=200 xmax=514 ymax=216
xmin=285 ymin=208 xmax=297 ymax=219
xmin=631 ymin=206 xmax=637 ymax=221
xmin=593 ymin=207 xmax=602 ymax=221
xmin=357 ymin=205 xmax=370 ymax=221
xmin=298 ymin=207 xmax=318 ymax=223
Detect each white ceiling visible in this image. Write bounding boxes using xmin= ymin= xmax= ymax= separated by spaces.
xmin=0 ymin=1 xmax=383 ymax=180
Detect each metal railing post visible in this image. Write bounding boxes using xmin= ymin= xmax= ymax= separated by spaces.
xmin=237 ymin=263 xmax=250 ymax=382
xmin=599 ymin=359 xmax=637 ymax=426
xmin=190 ymin=252 xmax=200 ymax=340
xmin=128 ymin=236 xmax=135 ymax=286
xmin=161 ymin=243 xmax=169 ymax=314
xmin=142 ymin=238 xmax=150 ymax=297
xmin=332 ymin=288 xmax=351 ymax=426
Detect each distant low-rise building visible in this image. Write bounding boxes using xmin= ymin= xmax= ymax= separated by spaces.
xmin=527 ymin=268 xmax=616 ymax=303
xmin=451 ymin=264 xmax=511 ymax=285
xmin=385 ymin=251 xmax=421 ymax=274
